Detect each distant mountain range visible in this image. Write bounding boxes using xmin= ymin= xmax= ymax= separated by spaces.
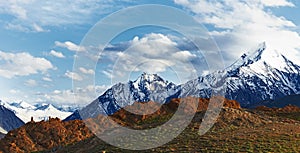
xmin=0 ymin=100 xmax=73 ymax=123
xmin=67 ymin=42 xmax=300 ymax=120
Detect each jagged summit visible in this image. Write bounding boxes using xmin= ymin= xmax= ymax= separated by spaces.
xmin=10 ymin=101 xmax=36 ymax=110
xmin=243 ymin=41 xmax=267 ymax=63
xmin=73 ymin=72 xmax=180 ymax=118
xmin=244 ymin=43 xmax=299 ymax=75
xmin=132 ymin=72 xmax=170 ymax=91
xmin=181 ymin=42 xmax=300 ymax=107
xmin=35 ymin=103 xmax=56 ymax=111
xmin=226 ymin=42 xmax=299 ymax=75
xmin=228 ymin=42 xmax=267 ymax=70
xmin=136 ymin=72 xmax=163 ymax=81
xmin=229 ymin=42 xmax=286 ymax=68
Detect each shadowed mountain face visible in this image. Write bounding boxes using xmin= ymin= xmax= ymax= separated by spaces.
xmin=256 ymin=104 xmax=300 ymax=113
xmin=0 ymin=133 xmax=4 ymax=139
xmin=255 ymin=94 xmax=300 ymax=108
xmin=0 ymin=105 xmax=24 ymax=132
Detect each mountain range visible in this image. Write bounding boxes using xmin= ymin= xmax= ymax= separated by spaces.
xmin=0 ymin=100 xmax=73 ymax=123
xmin=67 ymin=42 xmax=300 ymax=120
xmin=183 ymin=42 xmax=300 ymax=107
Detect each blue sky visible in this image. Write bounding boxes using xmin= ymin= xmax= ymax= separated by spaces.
xmin=0 ymin=0 xmax=300 ymax=106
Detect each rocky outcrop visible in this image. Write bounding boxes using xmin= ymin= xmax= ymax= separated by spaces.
xmin=0 ymin=118 xmax=93 ymax=153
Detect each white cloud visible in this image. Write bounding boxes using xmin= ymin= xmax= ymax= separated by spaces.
xmin=259 ymin=0 xmax=295 ymax=7
xmin=64 ymin=70 xmax=83 ymax=81
xmin=172 ymin=51 xmax=197 ymax=61
xmin=55 ymin=41 xmax=85 ymax=52
xmin=5 ymin=23 xmax=30 ymax=32
xmin=25 ymin=79 xmax=38 ymax=87
xmin=175 ymin=0 xmax=296 ymax=29
xmin=0 ymin=0 xmax=128 ymax=32
xmin=103 ymin=33 xmax=198 ymax=82
xmin=0 ymin=51 xmax=54 ymax=78
xmin=102 ymin=69 xmax=114 ymax=79
xmin=9 ymin=3 xmax=27 ymax=20
xmin=79 ymin=67 xmax=95 ymax=75
xmin=42 ymin=77 xmax=52 ymax=82
xmin=32 ymin=23 xmax=47 ymax=32
xmin=40 ymin=85 xmax=109 ymax=105
xmin=174 ymin=0 xmax=300 ymax=66
xmin=49 ymin=50 xmax=65 ymax=58
xmin=9 ymin=89 xmax=20 ymax=94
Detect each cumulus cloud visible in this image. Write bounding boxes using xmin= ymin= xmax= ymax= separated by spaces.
xmin=259 ymin=0 xmax=295 ymax=7
xmin=0 ymin=51 xmax=54 ymax=78
xmin=64 ymin=67 xmax=94 ymax=82
xmin=49 ymin=50 xmax=65 ymax=58
xmin=25 ymin=79 xmax=38 ymax=87
xmin=40 ymin=85 xmax=109 ymax=105
xmin=79 ymin=67 xmax=95 ymax=75
xmin=55 ymin=41 xmax=85 ymax=52
xmin=32 ymin=23 xmax=47 ymax=32
xmin=101 ymin=33 xmax=199 ymax=82
xmin=64 ymin=70 xmax=83 ymax=81
xmin=9 ymin=89 xmax=20 ymax=94
xmin=42 ymin=77 xmax=52 ymax=82
xmin=174 ymin=0 xmax=300 ymax=66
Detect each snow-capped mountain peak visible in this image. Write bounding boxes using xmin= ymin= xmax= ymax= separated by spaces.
xmin=260 ymin=50 xmax=298 ymax=73
xmin=34 ymin=103 xmax=53 ymax=110
xmin=227 ymin=42 xmax=299 ymax=76
xmin=245 ymin=45 xmax=299 ymax=75
xmin=132 ymin=72 xmax=168 ymax=91
xmin=243 ymin=41 xmax=266 ymax=63
xmin=10 ymin=101 xmax=36 ymax=110
xmin=228 ymin=42 xmax=267 ymax=71
xmin=72 ymin=73 xmax=180 ymax=118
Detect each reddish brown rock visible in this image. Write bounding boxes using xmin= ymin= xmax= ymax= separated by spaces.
xmin=0 ymin=118 xmax=93 ymax=153
xmin=255 ymin=104 xmax=300 ymax=113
